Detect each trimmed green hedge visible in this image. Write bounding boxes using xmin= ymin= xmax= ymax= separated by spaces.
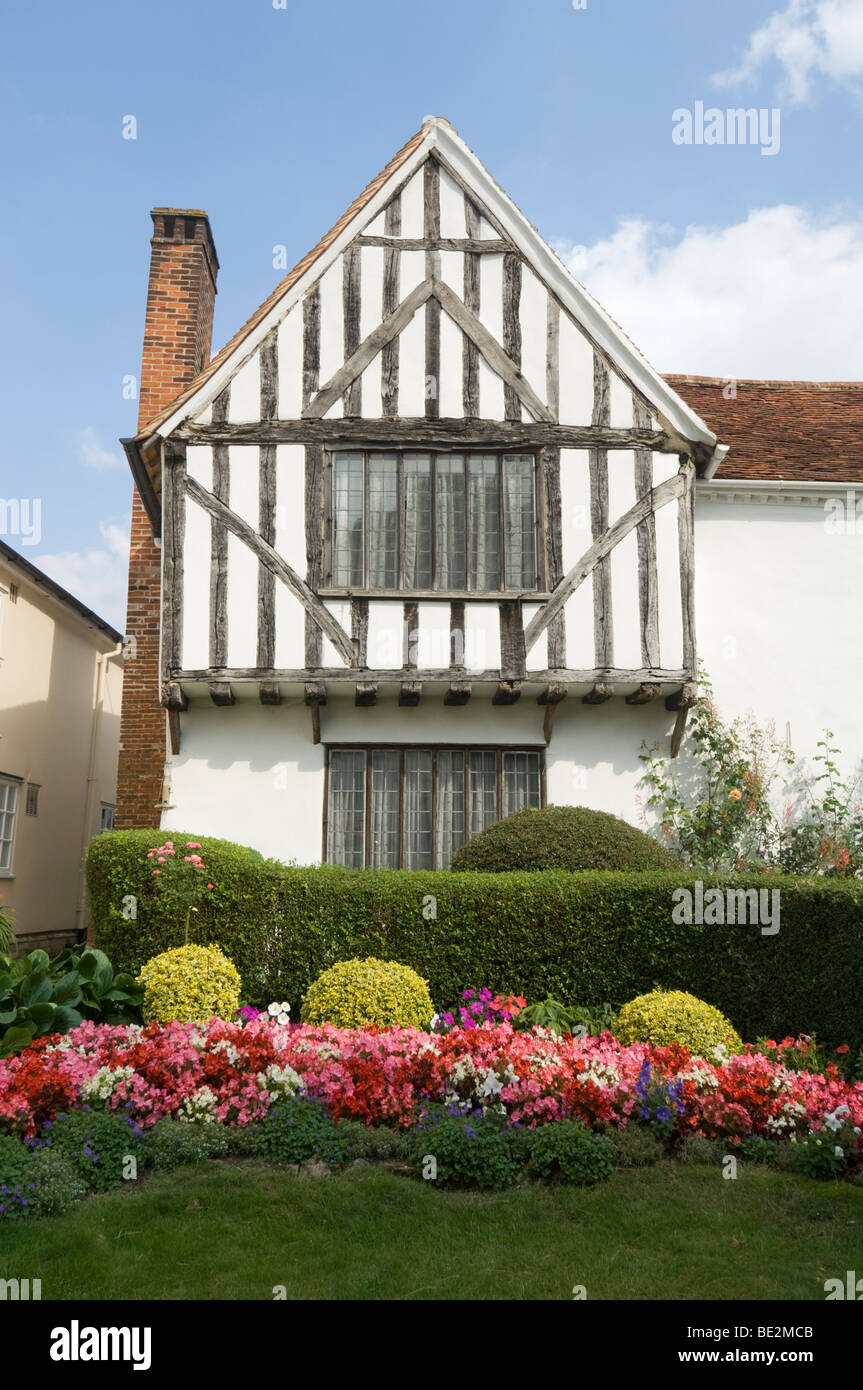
xmin=450 ymin=804 xmax=680 ymax=872
xmin=87 ymin=830 xmax=863 ymax=1050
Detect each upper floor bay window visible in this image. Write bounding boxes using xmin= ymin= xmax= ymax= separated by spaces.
xmin=328 ymin=450 xmax=540 ymax=593
xmin=326 ymin=745 xmax=542 ymax=870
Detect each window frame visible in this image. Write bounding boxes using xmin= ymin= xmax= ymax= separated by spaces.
xmin=24 ymin=783 xmax=39 ymax=817
xmin=0 ymin=775 xmax=21 ymax=877
xmin=323 ymin=447 xmax=547 ymax=596
xmin=99 ymin=803 xmax=116 ymax=834
xmin=322 ymin=743 xmax=546 ymax=869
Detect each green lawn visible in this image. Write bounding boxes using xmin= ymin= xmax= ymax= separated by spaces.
xmin=3 ymin=1160 xmax=861 ymax=1300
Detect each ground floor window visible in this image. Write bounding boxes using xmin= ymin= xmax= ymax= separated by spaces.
xmin=0 ymin=777 xmax=19 ymax=874
xmin=325 ymin=746 xmax=543 ymax=869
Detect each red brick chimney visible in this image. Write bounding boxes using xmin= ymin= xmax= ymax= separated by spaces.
xmin=116 ymin=210 xmax=219 ymax=828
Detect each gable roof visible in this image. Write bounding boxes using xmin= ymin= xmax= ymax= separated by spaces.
xmin=135 ymin=117 xmax=724 ymax=474
xmin=666 ymin=376 xmax=863 ymax=483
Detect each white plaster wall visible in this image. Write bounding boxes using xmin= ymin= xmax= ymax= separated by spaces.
xmin=694 ymin=496 xmax=863 ymax=779
xmin=163 ymin=701 xmax=325 ymax=865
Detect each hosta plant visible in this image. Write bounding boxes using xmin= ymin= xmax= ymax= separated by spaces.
xmin=0 ymin=947 xmax=143 ymax=1058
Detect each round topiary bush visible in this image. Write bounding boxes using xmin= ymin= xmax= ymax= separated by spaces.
xmin=300 ymin=957 xmax=434 ymax=1030
xmin=527 ymin=1119 xmax=613 ymax=1186
xmin=449 ymin=805 xmax=680 ymax=873
xmin=138 ymin=943 xmax=241 ymax=1024
xmin=614 ymin=988 xmax=742 ymax=1057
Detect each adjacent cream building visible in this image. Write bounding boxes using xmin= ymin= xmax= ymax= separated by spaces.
xmin=0 ymin=541 xmax=123 ymax=952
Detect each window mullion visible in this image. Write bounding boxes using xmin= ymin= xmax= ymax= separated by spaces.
xmin=398 ymin=748 xmax=405 ymax=868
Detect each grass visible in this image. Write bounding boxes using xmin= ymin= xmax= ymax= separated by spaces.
xmin=2 ymin=1159 xmax=862 ymax=1300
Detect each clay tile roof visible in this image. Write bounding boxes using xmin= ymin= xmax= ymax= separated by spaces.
xmin=665 ymin=375 xmax=863 ymax=483
xmin=138 ymin=123 xmax=429 ymax=439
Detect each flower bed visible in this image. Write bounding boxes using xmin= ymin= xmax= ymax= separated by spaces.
xmin=2 ymin=1017 xmax=861 ymax=1150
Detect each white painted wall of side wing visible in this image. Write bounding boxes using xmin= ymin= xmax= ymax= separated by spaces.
xmin=694 ymin=497 xmax=863 ymax=778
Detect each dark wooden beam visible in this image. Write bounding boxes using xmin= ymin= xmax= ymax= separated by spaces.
xmin=304 ymin=680 xmax=327 ymax=706
xmin=523 ymin=471 xmax=688 ymax=653
xmin=626 ymin=682 xmax=661 ymax=705
xmin=583 ymin=683 xmax=614 ymax=704
xmin=304 ymin=279 xmax=434 ymax=420
xmin=381 ymin=193 xmax=401 ymax=416
xmin=343 ymin=244 xmax=362 ymax=416
xmin=433 ymin=281 xmax=554 ymax=424
xmin=444 ymin=681 xmax=471 ymax=706
xmin=259 ymin=680 xmax=281 ymax=705
xmin=492 ymin=680 xmax=521 ymax=706
xmin=537 ymin=682 xmax=567 ymax=705
xmin=167 ymin=707 xmax=181 ymax=756
xmin=161 ymin=680 xmax=188 ymax=712
xmin=665 ymin=682 xmax=698 ymax=712
xmin=209 ymin=681 xmax=234 ymax=706
xmin=670 ymin=704 xmax=690 ymax=758
xmin=184 ymin=474 xmax=355 ymax=665
xmin=178 ymin=418 xmax=674 ymax=452
xmin=173 ymin=665 xmax=691 ymax=686
xmin=398 ymin=681 xmax=422 ymax=706
xmin=355 ymin=682 xmax=377 ymax=707
xmin=355 ymin=235 xmax=511 ymax=253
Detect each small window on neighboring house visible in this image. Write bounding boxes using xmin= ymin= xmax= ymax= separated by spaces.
xmin=0 ymin=778 xmax=20 ymax=875
xmin=24 ymin=783 xmax=39 ymax=817
xmin=100 ymin=804 xmax=115 ymax=833
xmin=329 ymin=450 xmax=540 ymax=592
xmin=325 ymin=746 xmax=542 ymax=869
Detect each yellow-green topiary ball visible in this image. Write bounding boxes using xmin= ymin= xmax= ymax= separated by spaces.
xmin=614 ymin=988 xmax=742 ymax=1058
xmin=138 ymin=943 xmax=241 ymax=1024
xmin=300 ymin=957 xmax=434 ymax=1031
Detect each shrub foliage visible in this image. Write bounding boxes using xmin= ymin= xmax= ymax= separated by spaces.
xmin=614 ymin=988 xmax=743 ymax=1057
xmin=89 ymin=830 xmax=863 ymax=1051
xmin=450 ymin=805 xmax=681 ymax=873
xmin=301 ymin=957 xmax=434 ymax=1030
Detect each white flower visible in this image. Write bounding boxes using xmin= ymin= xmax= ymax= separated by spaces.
xmin=276 ymin=1012 xmax=290 ymax=1026
xmin=835 ymin=1146 xmax=844 ymax=1158
xmin=267 ymin=1003 xmax=280 ymax=1016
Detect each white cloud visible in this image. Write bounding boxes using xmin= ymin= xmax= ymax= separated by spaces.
xmin=712 ymin=0 xmax=863 ymax=104
xmin=77 ymin=426 xmax=122 ymax=471
xmin=558 ymin=203 xmax=863 ymax=378
xmin=35 ymin=518 xmax=129 ymax=631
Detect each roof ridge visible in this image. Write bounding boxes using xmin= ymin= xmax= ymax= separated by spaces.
xmin=663 ymin=374 xmax=863 ymax=390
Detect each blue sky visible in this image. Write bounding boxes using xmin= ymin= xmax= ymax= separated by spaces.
xmin=1 ymin=0 xmax=862 ymax=628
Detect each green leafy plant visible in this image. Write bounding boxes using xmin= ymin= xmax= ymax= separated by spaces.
xmin=602 ymin=1124 xmax=663 ymax=1168
xmin=43 ymin=1110 xmax=142 ymax=1192
xmin=88 ymin=831 xmax=863 ymax=1054
xmin=783 ymin=1135 xmax=848 ymax=1181
xmin=138 ymin=942 xmax=241 ymax=1024
xmin=527 ymin=1120 xmax=612 ymax=1186
xmin=407 ymin=1106 xmax=520 ymax=1189
xmin=615 ymin=988 xmax=742 ymax=1057
xmin=0 ymin=946 xmax=142 ymax=1057
xmin=258 ymin=1097 xmax=357 ymax=1169
xmin=779 ymin=733 xmax=863 ymax=877
xmin=301 ymin=957 xmax=434 ymax=1030
xmin=514 ymin=997 xmax=616 ymax=1037
xmin=450 ymin=804 xmax=680 ymax=873
xmin=639 ymin=666 xmax=794 ymax=871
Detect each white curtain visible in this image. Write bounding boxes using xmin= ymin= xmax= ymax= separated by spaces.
xmin=369 ymin=750 xmax=400 ymax=867
xmin=403 ymin=750 xmax=433 ymax=869
xmin=332 ymin=452 xmax=364 ymax=586
xmin=469 ymin=751 xmax=497 ymax=837
xmin=435 ymin=456 xmax=466 ymax=588
xmin=468 ymin=455 xmax=500 ymax=589
xmin=502 ymin=751 xmax=540 ymax=818
xmin=502 ymin=454 xmax=535 ymax=589
xmin=403 ymin=454 xmax=432 ymax=587
xmin=368 ymin=452 xmax=398 ymax=587
xmin=435 ymin=751 xmax=465 ymax=867
xmin=327 ymin=751 xmax=365 ymax=866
